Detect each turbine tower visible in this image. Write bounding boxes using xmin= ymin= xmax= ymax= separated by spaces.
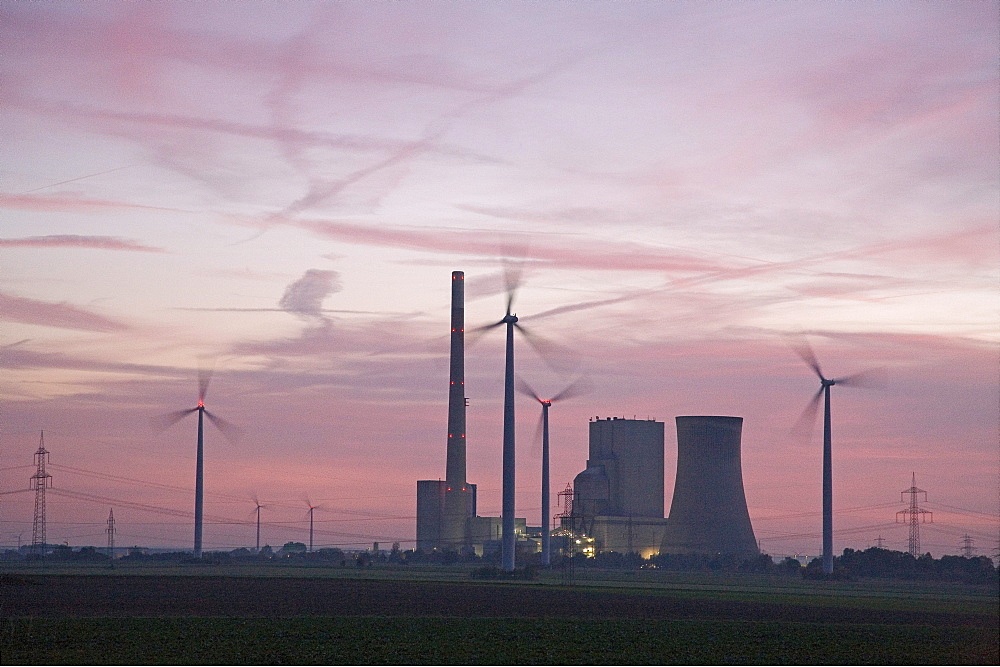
xmin=157 ymin=369 xmax=239 ymax=558
xmin=251 ymin=496 xmax=267 ymax=552
xmin=305 ymin=500 xmax=317 ymax=553
xmin=793 ymin=339 xmax=880 ymax=575
xmin=517 ymin=377 xmax=586 ymax=566
xmin=473 ymin=264 xmax=526 ymax=571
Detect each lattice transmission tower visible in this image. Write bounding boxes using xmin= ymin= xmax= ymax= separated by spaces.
xmin=555 ymin=482 xmax=573 ymax=528
xmin=29 ymin=432 xmax=52 ymax=554
xmin=896 ymin=472 xmax=932 ymax=556
xmin=960 ymin=534 xmax=975 ymax=558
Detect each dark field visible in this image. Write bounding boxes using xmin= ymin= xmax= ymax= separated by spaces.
xmin=1 ymin=568 xmax=997 ymax=664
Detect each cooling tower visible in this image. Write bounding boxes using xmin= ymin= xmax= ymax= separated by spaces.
xmin=663 ymin=416 xmax=758 ymax=556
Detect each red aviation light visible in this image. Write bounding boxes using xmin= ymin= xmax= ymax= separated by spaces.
xmin=198 ymin=400 xmax=204 ymax=408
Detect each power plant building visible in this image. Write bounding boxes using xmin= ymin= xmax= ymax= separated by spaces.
xmin=565 ymin=417 xmax=669 ymax=557
xmin=565 ymin=415 xmax=758 ymax=558
xmin=417 ymin=274 xmax=757 ymax=559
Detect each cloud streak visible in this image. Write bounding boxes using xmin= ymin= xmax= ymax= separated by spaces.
xmin=0 ymin=291 xmax=130 ymax=332
xmin=0 ymin=193 xmax=183 ymax=214
xmin=0 ymin=235 xmax=164 ymax=252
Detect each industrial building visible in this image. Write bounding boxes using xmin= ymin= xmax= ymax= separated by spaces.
xmin=564 ymin=415 xmax=758 ymax=558
xmin=564 ymin=417 xmax=669 ymax=557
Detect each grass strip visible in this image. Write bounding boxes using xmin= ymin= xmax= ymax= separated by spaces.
xmin=2 ymin=617 xmax=996 ymax=665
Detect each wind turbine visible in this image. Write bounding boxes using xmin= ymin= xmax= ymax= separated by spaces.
xmin=156 ymin=368 xmax=240 ymax=559
xmin=470 ymin=263 xmax=577 ymax=572
xmin=250 ymin=495 xmax=267 ymax=553
xmin=793 ymin=339 xmax=882 ymax=575
xmin=516 ymin=376 xmax=588 ymax=567
xmin=304 ymin=497 xmax=319 ymax=553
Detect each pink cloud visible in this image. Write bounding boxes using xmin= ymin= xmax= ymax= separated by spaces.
xmin=0 ymin=291 xmax=130 ymax=332
xmin=286 ymin=217 xmax=731 ymax=275
xmin=0 ymin=235 xmax=164 ymax=252
xmin=0 ymin=192 xmax=182 ymax=214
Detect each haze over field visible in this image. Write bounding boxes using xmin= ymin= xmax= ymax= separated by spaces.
xmin=1 ymin=1 xmax=997 ymax=558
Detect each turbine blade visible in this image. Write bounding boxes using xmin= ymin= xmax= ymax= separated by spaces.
xmin=514 ymin=322 xmax=580 ymax=375
xmin=515 ymin=376 xmax=542 ymax=402
xmin=788 ymin=336 xmax=825 ymax=380
xmin=204 ymin=409 xmax=243 ymax=444
xmin=551 ymin=376 xmax=592 ymax=403
xmin=198 ymin=362 xmax=215 ymax=403
xmin=465 ymin=319 xmax=505 ymax=348
xmin=791 ymin=387 xmax=824 ymax=438
xmin=530 ymin=409 xmax=544 ymax=459
xmin=151 ymin=407 xmax=198 ymax=431
xmin=836 ymin=367 xmax=888 ymax=390
xmin=501 ymin=258 xmax=525 ymax=317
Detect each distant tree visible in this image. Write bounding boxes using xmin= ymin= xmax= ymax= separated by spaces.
xmin=739 ymin=553 xmax=775 ymax=573
xmin=313 ymin=547 xmax=344 ymax=562
xmin=229 ymin=547 xmax=253 ymax=560
xmin=780 ymin=556 xmax=802 ymax=573
xmin=279 ymin=542 xmax=307 ymax=557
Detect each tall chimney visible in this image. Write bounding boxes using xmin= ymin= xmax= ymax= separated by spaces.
xmin=445 ymin=271 xmax=466 ymax=485
xmin=440 ymin=271 xmax=473 ymax=548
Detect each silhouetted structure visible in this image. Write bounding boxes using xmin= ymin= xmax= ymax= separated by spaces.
xmin=897 ymin=472 xmax=932 ymax=556
xmin=416 ymin=271 xmax=477 ymax=551
xmin=565 ymin=417 xmax=668 ymax=557
xmin=662 ymin=416 xmax=758 ymax=556
xmin=29 ymin=432 xmax=52 ymax=554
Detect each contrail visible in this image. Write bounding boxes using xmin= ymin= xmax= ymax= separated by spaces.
xmin=18 ymin=166 xmax=133 ymax=194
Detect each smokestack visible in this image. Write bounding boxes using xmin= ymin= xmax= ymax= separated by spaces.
xmin=445 ymin=271 xmax=466 ymax=485
xmin=663 ymin=416 xmax=758 ymax=556
xmin=439 ymin=271 xmax=474 ymax=549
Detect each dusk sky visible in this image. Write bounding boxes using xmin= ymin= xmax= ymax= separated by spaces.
xmin=1 ymin=1 xmax=997 ymax=559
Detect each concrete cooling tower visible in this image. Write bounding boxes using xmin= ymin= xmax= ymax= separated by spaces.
xmin=662 ymin=416 xmax=758 ymax=556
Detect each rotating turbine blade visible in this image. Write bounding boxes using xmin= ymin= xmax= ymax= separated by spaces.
xmin=835 ymin=367 xmax=888 ymax=390
xmin=789 ymin=336 xmax=825 ymax=380
xmin=792 ymin=387 xmax=824 ymax=438
xmin=530 ymin=409 xmax=545 ymax=458
xmin=204 ymin=409 xmax=243 ymax=444
xmin=502 ymin=259 xmax=523 ymax=316
xmin=151 ymin=407 xmax=198 ymax=431
xmin=551 ymin=377 xmax=591 ymax=403
xmin=515 ymin=376 xmax=541 ymax=402
xmin=515 ymin=322 xmax=580 ymax=375
xmin=465 ymin=319 xmax=505 ymax=348
xmin=198 ymin=363 xmax=215 ymax=404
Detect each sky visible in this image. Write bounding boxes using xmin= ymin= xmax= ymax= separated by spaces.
xmin=1 ymin=0 xmax=997 ymax=559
